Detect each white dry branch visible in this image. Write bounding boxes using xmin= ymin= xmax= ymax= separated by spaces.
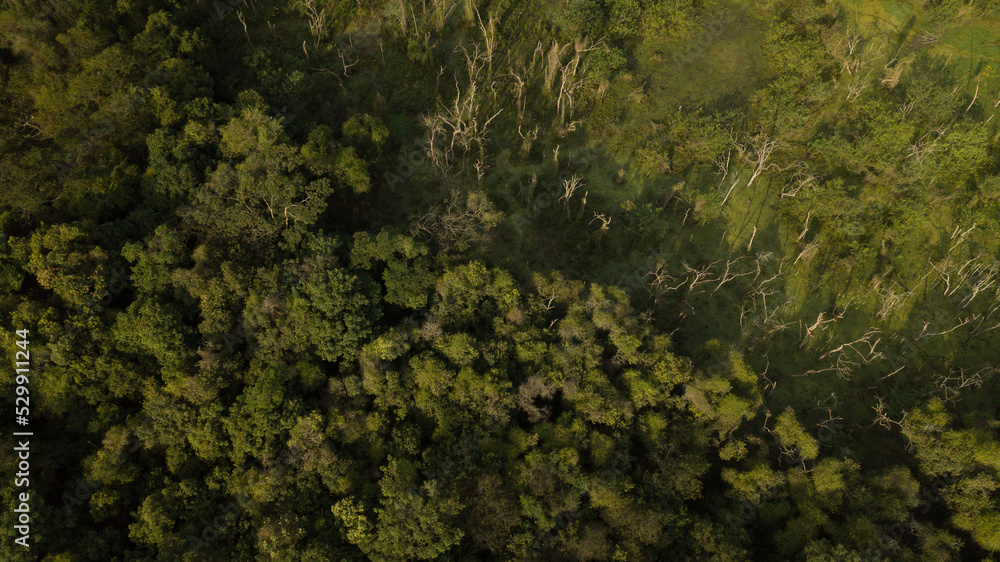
xmin=719 ymin=170 xmax=742 ymax=208
xmin=846 ymin=66 xmax=874 ymax=101
xmin=476 ymin=10 xmax=498 ymax=78
xmin=645 ymin=263 xmax=685 ymax=306
xmin=782 ymin=164 xmax=817 ymax=199
xmin=715 ymin=149 xmax=732 ymax=182
xmin=797 ymin=327 xmax=884 ymax=380
xmin=729 ymin=129 xmax=782 ymax=190
xmin=420 ymin=30 xmax=507 ymax=177
xmin=971 ymin=300 xmax=1000 ymax=337
xmin=709 ymin=255 xmax=756 ymax=299
xmin=740 ymin=261 xmax=791 ymax=341
xmin=410 ymin=190 xmax=502 ymax=252
xmin=507 ymin=70 xmax=528 ymax=123
xmin=834 ymin=30 xmax=880 ymax=102
xmin=421 ymin=81 xmax=502 ymax=176
xmin=682 ymin=261 xmax=721 ymax=299
xmin=932 ymin=365 xmax=994 ymax=404
xmin=870 ymin=395 xmax=907 ymax=430
xmin=928 ymin=243 xmax=999 ymax=311
xmin=818 ymin=327 xmax=883 ymax=362
xmin=559 ymin=174 xmax=584 ymax=219
xmin=872 ymin=277 xmax=915 ymax=321
xmin=590 ymin=211 xmax=611 ymax=231
xmin=913 ymin=316 xmax=973 ymax=341
xmin=799 ymin=311 xmax=844 ymax=349
xmin=905 ymin=125 xmax=950 ymax=177
xmin=295 ymin=0 xmax=328 ymax=48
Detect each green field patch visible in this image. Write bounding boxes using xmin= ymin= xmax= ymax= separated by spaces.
xmin=838 ymin=0 xmax=915 ymax=31
xmin=635 ymin=7 xmax=768 ymax=114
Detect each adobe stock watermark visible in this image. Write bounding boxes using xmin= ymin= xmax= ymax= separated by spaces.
xmin=62 ymin=423 xmax=146 ymax=516
xmin=515 ymin=146 xmax=601 ymax=224
xmin=211 ymin=0 xmax=244 ymax=21
xmin=670 ymin=10 xmax=739 ymax=69
xmin=526 ymin=451 xmax=640 ymax=559
xmin=725 ymin=413 xmax=843 ymax=533
xmin=617 ymin=240 xmax=673 ymax=297
xmin=383 ymin=142 xmax=432 ymax=193
xmin=186 ymin=491 xmax=254 ymax=553
xmin=57 ymin=268 xmax=132 ymax=344
xmin=31 ymin=0 xmax=74 ymax=25
xmin=52 ymin=69 xmax=167 ymax=181
xmin=861 ymin=474 xmax=958 ymax=561
xmin=882 ymin=246 xmax=999 ymax=374
xmin=187 ymin=433 xmax=308 ymax=552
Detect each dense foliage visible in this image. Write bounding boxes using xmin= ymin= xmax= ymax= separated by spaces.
xmin=2 ymin=0 xmax=1000 ymax=560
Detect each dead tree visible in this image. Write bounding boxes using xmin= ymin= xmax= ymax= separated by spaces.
xmin=410 ymin=190 xmax=502 ymax=252
xmin=537 ymin=38 xmax=596 ymax=125
xmin=971 ymin=301 xmax=1000 ymax=337
xmin=818 ymin=327 xmax=883 ymax=362
xmin=518 ymin=172 xmax=538 ymax=203
xmin=474 ymin=160 xmax=486 ymax=185
xmin=729 ymin=130 xmax=782 ymax=189
xmin=846 ymin=66 xmax=875 ymax=101
xmin=237 ymin=10 xmax=251 ymax=45
xmin=881 ymin=62 xmax=904 ymax=91
xmin=797 ymin=210 xmax=813 ymax=244
xmin=421 ymin=80 xmax=503 ymax=176
xmin=683 ymin=261 xmax=721 ymax=298
xmin=556 ymin=58 xmax=582 ymax=120
xmin=559 ymin=174 xmax=584 ymax=219
xmin=833 ymin=30 xmax=879 ymax=102
xmin=715 ymin=149 xmax=732 ymax=184
xmin=740 ymin=262 xmax=791 ymax=340
xmin=475 ymin=9 xmax=498 ymax=79
xmin=842 ymin=32 xmax=864 ymax=74
xmin=517 ymin=124 xmax=538 ymax=157
xmin=295 ymin=0 xmax=329 ymax=48
xmin=430 ymin=0 xmax=459 ymax=30
xmin=508 ymin=71 xmax=528 ymax=123
xmin=420 ymin=30 xmax=508 ymax=177
xmin=967 ymin=78 xmax=981 ymax=114
xmin=794 ymin=242 xmax=821 ymax=266
xmin=782 ymin=165 xmax=817 ymax=199
xmin=645 ymin=263 xmax=685 ymax=306
xmin=929 ymin=245 xmax=999 ymax=310
xmin=949 ymin=223 xmax=977 ymax=253
xmin=799 ymin=311 xmax=843 ymax=349
xmin=556 ymin=41 xmax=591 ymax=125
xmin=905 ymin=125 xmax=950 ymax=177
xmin=719 ymin=170 xmax=743 ymax=208
xmin=800 ymin=327 xmax=884 ymax=380
xmin=913 ymin=316 xmax=973 ymax=341
xmin=869 ymin=395 xmax=906 ymax=430
xmin=538 ymin=286 xmax=558 ymax=311
xmin=590 ymin=212 xmax=612 ymax=249
xmin=709 ymin=255 xmax=754 ymax=299
xmin=956 ymin=258 xmax=999 ymax=310
xmin=873 ymin=278 xmax=914 ymax=320
xmin=389 ymin=0 xmax=409 ymax=34
xmin=16 ymin=116 xmax=43 ymax=139
xmin=543 ymin=41 xmax=572 ymax=90
xmin=932 ymin=365 xmax=993 ymax=404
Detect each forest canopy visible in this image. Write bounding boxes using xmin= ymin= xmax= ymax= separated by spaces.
xmin=2 ymin=0 xmax=1000 ymax=560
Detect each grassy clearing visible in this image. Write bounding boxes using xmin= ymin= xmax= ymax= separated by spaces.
xmin=634 ymin=6 xmax=768 ymax=115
